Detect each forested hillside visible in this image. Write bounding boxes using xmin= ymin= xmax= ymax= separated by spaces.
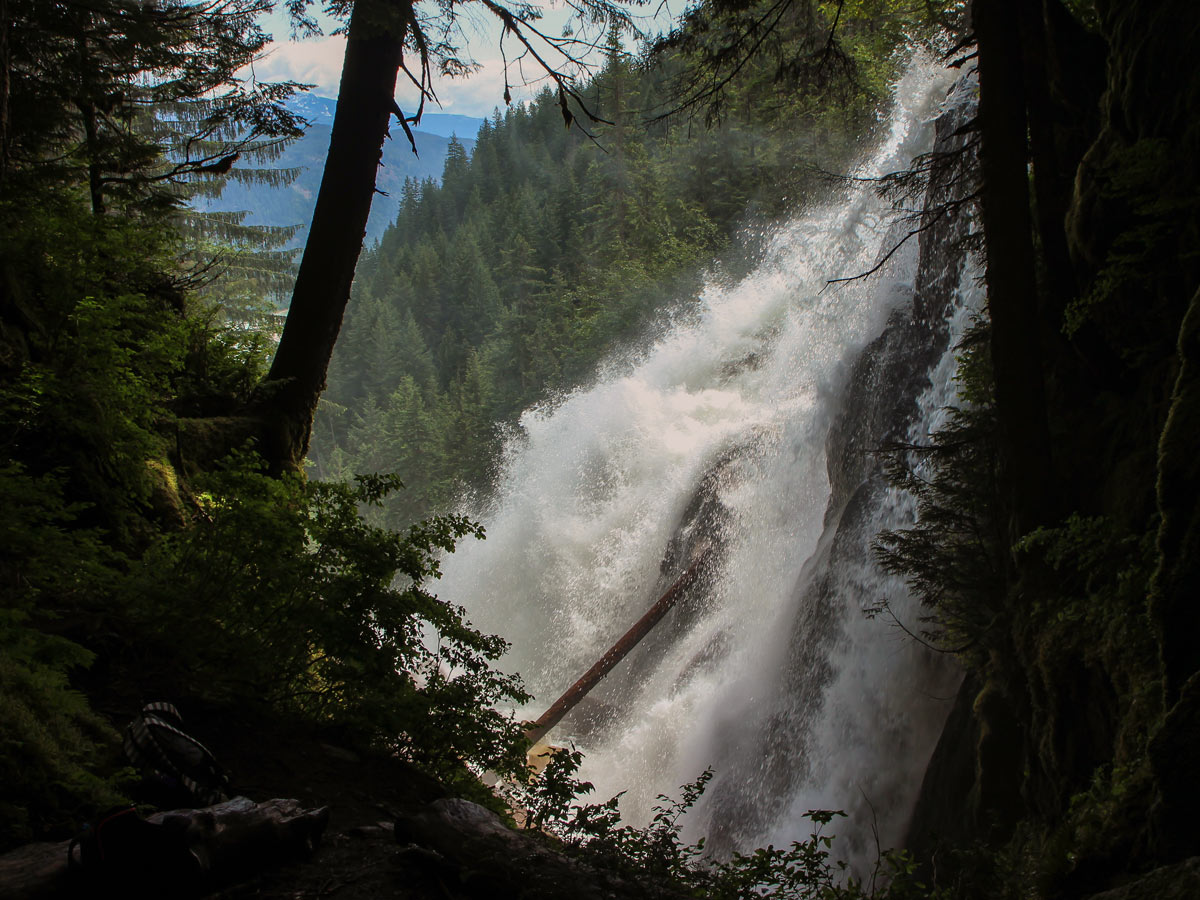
xmin=311 ymin=36 xmax=899 ymax=522
xmin=198 ymin=97 xmax=479 ymax=248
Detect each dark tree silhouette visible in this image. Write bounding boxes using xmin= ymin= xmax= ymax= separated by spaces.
xmin=257 ymin=0 xmax=625 ymax=469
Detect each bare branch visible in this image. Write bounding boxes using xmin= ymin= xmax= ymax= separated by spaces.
xmin=824 ymin=208 xmax=944 ymax=289
xmin=864 ymin=598 xmax=975 ymax=655
xmin=477 ymin=0 xmax=614 ymax=131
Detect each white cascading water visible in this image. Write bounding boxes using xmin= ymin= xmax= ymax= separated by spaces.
xmin=439 ymin=55 xmax=980 ymax=864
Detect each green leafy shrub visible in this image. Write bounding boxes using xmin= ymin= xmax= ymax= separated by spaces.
xmin=0 ymin=465 xmax=127 ymax=849
xmin=874 ymin=323 xmax=1007 ymax=669
xmin=0 ymin=627 xmax=125 ymax=848
xmin=121 ymin=460 xmax=529 ymax=778
xmin=505 ymin=749 xmax=944 ymax=899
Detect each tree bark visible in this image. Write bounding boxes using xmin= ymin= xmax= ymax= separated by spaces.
xmin=258 ymin=0 xmax=408 ymax=470
xmin=973 ymin=0 xmax=1055 ymax=538
xmin=1019 ymin=0 xmax=1075 ymax=308
xmin=75 ymin=34 xmax=105 ymax=216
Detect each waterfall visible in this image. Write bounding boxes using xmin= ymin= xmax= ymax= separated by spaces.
xmin=439 ymin=55 xmax=980 ymax=865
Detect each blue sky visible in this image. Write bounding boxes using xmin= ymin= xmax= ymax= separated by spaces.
xmin=248 ymin=2 xmax=679 ymax=118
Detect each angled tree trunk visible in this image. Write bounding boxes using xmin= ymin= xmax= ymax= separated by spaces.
xmin=973 ymin=0 xmax=1055 ymax=537
xmin=257 ymin=0 xmax=408 ymax=470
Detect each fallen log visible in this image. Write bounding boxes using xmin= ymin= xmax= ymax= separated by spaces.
xmin=524 ymin=542 xmax=714 ymax=746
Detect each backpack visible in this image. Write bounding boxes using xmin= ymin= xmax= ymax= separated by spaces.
xmin=123 ymin=701 xmax=229 ymax=807
xmin=67 ymin=804 xmax=200 ymax=887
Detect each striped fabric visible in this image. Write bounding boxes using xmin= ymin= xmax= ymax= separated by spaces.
xmin=123 ymin=702 xmax=229 ymax=807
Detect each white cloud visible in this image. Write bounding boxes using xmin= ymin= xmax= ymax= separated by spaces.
xmin=243 ymin=4 xmax=619 ymax=118
xmin=244 ymin=34 xmax=545 ymax=117
xmin=247 ymin=35 xmax=347 ymax=99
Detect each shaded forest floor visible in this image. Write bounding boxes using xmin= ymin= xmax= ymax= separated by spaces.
xmin=174 ymin=711 xmax=662 ymax=900
xmin=38 ymin=705 xmax=657 ymax=900
xmin=197 ymin=714 xmax=451 ymax=900
xmin=8 ymin=705 xmax=520 ymax=900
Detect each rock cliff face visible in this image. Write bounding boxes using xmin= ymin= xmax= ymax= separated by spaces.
xmin=1075 ymin=10 xmax=1200 ymax=832
xmin=813 ymin=78 xmax=982 ymax=854
xmin=825 ymin=83 xmax=979 ymax=510
xmin=904 ymin=1 xmax=1200 ymax=893
xmin=715 ymin=78 xmax=982 ymax=854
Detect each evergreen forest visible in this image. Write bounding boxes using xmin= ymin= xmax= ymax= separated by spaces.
xmin=311 ymin=30 xmax=899 ymax=523
xmin=2 ymin=1 xmax=1200 ymax=899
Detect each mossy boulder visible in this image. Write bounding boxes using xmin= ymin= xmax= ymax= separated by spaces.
xmin=1084 ymin=856 xmax=1200 ymax=900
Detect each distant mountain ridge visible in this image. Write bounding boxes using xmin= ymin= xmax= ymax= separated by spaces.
xmin=199 ymin=96 xmax=483 ymax=246
xmin=286 ymin=93 xmax=486 ymax=141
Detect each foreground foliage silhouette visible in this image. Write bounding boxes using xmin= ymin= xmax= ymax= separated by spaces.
xmin=505 ymin=748 xmax=944 ymax=899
